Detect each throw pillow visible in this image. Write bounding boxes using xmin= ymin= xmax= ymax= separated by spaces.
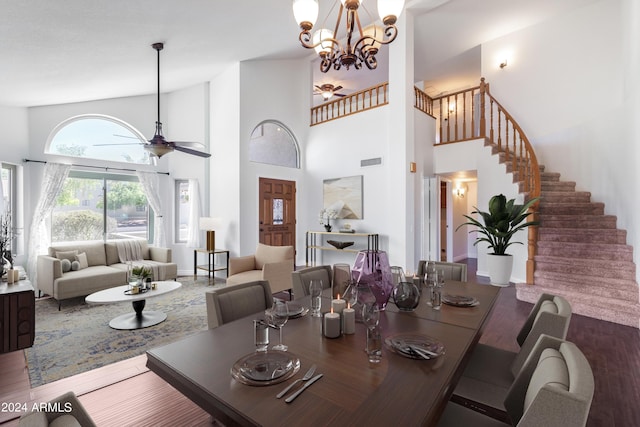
xmin=71 ymin=261 xmax=80 ymax=271
xmin=75 ymin=252 xmax=89 ymax=270
xmin=56 ymin=250 xmax=78 ymax=262
xmin=60 ymin=258 xmax=72 ymax=273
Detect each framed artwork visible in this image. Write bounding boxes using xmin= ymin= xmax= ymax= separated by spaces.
xmin=323 ymin=175 xmax=363 ymax=219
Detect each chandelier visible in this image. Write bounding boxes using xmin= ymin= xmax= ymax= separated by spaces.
xmin=293 ymin=0 xmax=405 ymax=72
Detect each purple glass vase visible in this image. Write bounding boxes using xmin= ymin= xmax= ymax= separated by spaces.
xmin=351 ymin=250 xmax=393 ymax=311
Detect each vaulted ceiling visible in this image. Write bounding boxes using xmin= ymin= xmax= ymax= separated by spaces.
xmin=0 ymin=0 xmax=595 ymax=107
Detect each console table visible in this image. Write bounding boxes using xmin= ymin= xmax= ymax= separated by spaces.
xmin=0 ymin=272 xmax=35 ymax=353
xmin=305 ymin=231 xmax=379 ymax=266
xmin=193 ymin=249 xmax=229 ymax=279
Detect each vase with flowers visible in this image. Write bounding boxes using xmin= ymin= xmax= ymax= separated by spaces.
xmin=318 ymin=208 xmax=338 ymax=232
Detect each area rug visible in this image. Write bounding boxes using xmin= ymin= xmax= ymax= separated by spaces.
xmin=25 ymin=277 xmax=224 ymax=387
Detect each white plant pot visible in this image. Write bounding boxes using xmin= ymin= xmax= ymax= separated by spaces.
xmin=487 ymin=254 xmax=513 ymax=287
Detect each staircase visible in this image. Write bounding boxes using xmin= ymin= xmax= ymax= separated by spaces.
xmin=514 ymin=168 xmax=640 ymax=328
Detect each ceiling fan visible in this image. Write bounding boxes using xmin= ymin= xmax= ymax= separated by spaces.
xmin=144 ymin=42 xmax=210 ymax=158
xmin=314 ymin=84 xmax=346 ymax=101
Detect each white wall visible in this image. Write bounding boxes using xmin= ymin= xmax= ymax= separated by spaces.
xmin=167 ymin=83 xmax=208 ymax=274
xmin=481 ymin=0 xmax=640 ymax=280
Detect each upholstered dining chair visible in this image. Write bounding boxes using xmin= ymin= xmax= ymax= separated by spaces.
xmin=205 ymin=280 xmax=273 ymax=329
xmin=416 ymin=260 xmax=468 ymax=282
xmin=452 ymin=293 xmax=572 ymax=419
xmin=19 ymin=391 xmax=97 ymax=427
xmin=291 ymin=265 xmax=333 ymax=300
xmin=438 ymin=338 xmax=594 ymax=427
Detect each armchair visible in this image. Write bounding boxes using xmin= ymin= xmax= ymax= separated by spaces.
xmin=226 ymin=243 xmax=294 ymax=294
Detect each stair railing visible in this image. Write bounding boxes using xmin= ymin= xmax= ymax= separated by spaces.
xmin=432 ymin=78 xmax=541 ymax=284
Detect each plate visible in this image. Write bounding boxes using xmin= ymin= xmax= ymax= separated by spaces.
xmin=231 ymin=350 xmax=300 ymax=386
xmin=285 ymin=302 xmax=308 ymax=318
xmin=385 ymin=333 xmax=445 ymax=360
xmin=442 ymin=294 xmax=479 ymax=307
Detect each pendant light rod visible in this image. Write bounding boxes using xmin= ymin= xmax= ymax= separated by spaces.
xmin=152 ymin=42 xmax=164 ymax=125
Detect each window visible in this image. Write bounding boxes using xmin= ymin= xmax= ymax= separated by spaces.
xmin=1 ymin=164 xmax=16 ymax=253
xmin=46 ymin=115 xmax=153 ymax=165
xmin=51 ymin=171 xmax=151 ymax=243
xmin=175 ymin=180 xmax=190 ymax=243
xmin=249 ymin=120 xmax=300 ymax=168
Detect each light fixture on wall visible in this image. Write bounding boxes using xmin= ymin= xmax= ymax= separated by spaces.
xmin=453 ymin=184 xmax=468 ymax=198
xmin=499 ymin=59 xmax=508 ymax=69
xmin=293 ymin=0 xmax=405 ymax=72
xmin=199 ymin=217 xmax=221 ymax=251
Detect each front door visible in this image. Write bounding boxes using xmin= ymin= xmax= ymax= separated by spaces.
xmin=259 ymin=178 xmax=296 ymax=249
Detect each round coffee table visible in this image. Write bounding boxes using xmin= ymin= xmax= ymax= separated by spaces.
xmin=85 ymin=281 xmax=182 ymax=330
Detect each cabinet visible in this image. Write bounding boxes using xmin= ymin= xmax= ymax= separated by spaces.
xmin=0 ymin=278 xmax=35 ymax=353
xmin=193 ymin=249 xmax=230 ymax=279
xmin=305 ymin=231 xmax=379 ymax=266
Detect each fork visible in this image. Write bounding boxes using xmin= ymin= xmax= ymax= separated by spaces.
xmin=276 ymin=364 xmax=317 ymax=398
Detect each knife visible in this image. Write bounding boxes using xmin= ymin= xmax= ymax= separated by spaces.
xmin=284 ymin=374 xmax=323 ymax=403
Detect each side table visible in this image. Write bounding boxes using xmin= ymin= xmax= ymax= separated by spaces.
xmin=0 ymin=272 xmax=35 ymax=353
xmin=193 ymin=249 xmax=229 ymax=279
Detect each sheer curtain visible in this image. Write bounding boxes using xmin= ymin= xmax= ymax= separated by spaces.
xmin=27 ymin=162 xmax=71 ymax=291
xmin=136 ymin=171 xmax=166 ymax=248
xmin=186 ymin=178 xmax=201 ymax=248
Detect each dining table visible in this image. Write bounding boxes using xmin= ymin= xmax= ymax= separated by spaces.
xmin=146 ymin=280 xmax=500 ymax=426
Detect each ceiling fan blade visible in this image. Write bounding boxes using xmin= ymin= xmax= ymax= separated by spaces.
xmin=334 ymin=93 xmax=347 ymax=97
xmin=171 ymin=141 xmax=205 ymax=148
xmin=113 ymin=134 xmax=139 ymax=140
xmin=173 ymin=145 xmax=211 ymax=158
xmin=93 ymin=142 xmax=144 ymax=146
xmin=333 ymin=85 xmax=343 ymax=91
xmin=314 ymin=85 xmax=323 ymax=90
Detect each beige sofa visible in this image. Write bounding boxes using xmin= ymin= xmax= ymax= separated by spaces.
xmin=37 ymin=239 xmax=177 ymax=309
xmin=226 ymin=243 xmax=294 ymax=294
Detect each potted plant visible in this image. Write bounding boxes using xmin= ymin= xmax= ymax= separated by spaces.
xmin=457 ymin=194 xmax=539 ymax=286
xmin=130 ymin=266 xmax=152 ymax=284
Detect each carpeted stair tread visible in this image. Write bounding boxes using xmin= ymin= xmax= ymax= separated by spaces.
xmin=538 ymin=228 xmax=627 ymax=244
xmin=540 ymin=172 xmax=561 ymax=181
xmin=538 ymin=202 xmax=604 ymax=215
xmin=540 ymin=181 xmax=576 ymax=192
xmin=534 ymin=255 xmax=635 ymax=280
xmin=532 ymin=272 xmax=639 ymax=300
xmin=541 ymin=191 xmax=592 ymax=203
xmin=536 ymin=241 xmax=633 ymax=261
xmin=540 ymin=215 xmax=618 ymax=229
xmin=516 ymin=283 xmax=640 ymax=328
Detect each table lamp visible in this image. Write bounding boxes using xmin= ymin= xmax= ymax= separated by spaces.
xmin=199 ymin=217 xmax=221 ymax=251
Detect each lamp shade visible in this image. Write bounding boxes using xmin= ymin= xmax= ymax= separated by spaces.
xmin=293 ymin=0 xmax=319 ymax=29
xmin=377 ymin=0 xmax=404 ymax=24
xmin=199 ymin=217 xmax=221 ymax=231
xmin=313 ymin=28 xmax=334 ymax=55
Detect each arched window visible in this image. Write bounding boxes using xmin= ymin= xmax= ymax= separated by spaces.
xmin=249 ymin=120 xmax=300 ymax=168
xmin=46 ymin=115 xmax=152 ymax=165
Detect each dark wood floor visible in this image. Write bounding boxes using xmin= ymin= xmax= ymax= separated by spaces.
xmin=1 ymin=261 xmax=639 ymax=426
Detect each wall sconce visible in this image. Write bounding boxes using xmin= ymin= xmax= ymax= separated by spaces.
xmin=448 ymin=101 xmax=456 ymax=114
xmin=453 ymin=184 xmax=468 ymax=198
xmin=409 ymin=162 xmax=417 ymax=173
xmin=199 ymin=217 xmax=222 ymax=251
xmin=499 ymin=59 xmax=508 ymax=69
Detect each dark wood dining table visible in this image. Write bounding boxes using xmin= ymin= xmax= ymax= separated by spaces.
xmin=146 ymin=281 xmax=500 ymax=427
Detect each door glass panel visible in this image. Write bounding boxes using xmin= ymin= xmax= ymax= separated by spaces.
xmin=273 ymin=198 xmax=284 ymax=225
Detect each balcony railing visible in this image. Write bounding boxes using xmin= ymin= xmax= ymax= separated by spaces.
xmin=310 ymin=82 xmax=389 ymax=126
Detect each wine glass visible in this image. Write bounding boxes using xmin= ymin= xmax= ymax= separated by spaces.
xmin=343 ymin=281 xmax=358 ymax=309
xmin=270 ymin=300 xmax=289 ymax=351
xmin=362 ymin=302 xmax=380 ymax=330
xmin=309 ymin=280 xmax=323 ymax=317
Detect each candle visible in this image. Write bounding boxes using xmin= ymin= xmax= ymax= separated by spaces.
xmin=343 ymin=303 xmax=355 ymax=335
xmin=331 ymin=294 xmax=346 ymax=315
xmin=323 ymin=308 xmax=341 ymax=338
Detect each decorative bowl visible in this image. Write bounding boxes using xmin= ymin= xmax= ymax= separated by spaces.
xmin=327 ymin=240 xmax=354 ymax=250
